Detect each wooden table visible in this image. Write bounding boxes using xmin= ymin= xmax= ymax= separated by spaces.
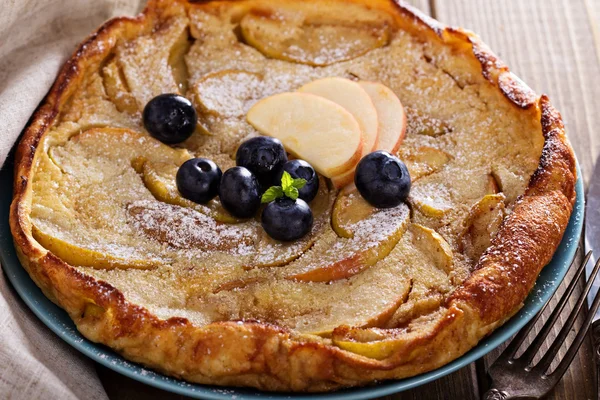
xmin=98 ymin=1 xmax=600 ymax=399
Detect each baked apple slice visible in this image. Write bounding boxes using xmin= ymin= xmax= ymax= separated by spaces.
xmin=140 ymin=160 xmax=240 ymax=224
xmin=460 ymin=194 xmax=506 ymax=262
xmin=101 ymin=59 xmax=139 ymax=115
xmin=209 ymin=246 xmax=412 ymax=335
xmin=398 ymin=146 xmax=452 ymax=182
xmin=409 ymin=180 xmax=454 ymax=218
xmin=491 ymin=164 xmax=525 ymax=203
xmin=410 ymin=223 xmax=453 ymax=274
xmin=34 ymin=127 xmax=243 ymax=270
xmin=239 ymin=7 xmax=390 ymax=66
xmin=32 ymin=223 xmax=161 ymax=270
xmin=116 ymin=12 xmax=189 ymax=108
xmin=192 ymin=69 xmax=263 ymax=118
xmin=285 ymin=203 xmax=410 ymax=282
xmin=127 ymin=200 xmax=255 ymax=253
xmin=331 ymin=187 xmax=375 ymax=239
xmin=247 ymin=92 xmax=363 ymax=177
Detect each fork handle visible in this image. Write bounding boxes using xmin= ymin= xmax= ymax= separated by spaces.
xmin=593 ymin=320 xmax=600 ymax=400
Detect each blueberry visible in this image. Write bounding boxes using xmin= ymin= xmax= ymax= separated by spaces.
xmin=176 ymin=158 xmax=222 ymax=204
xmin=236 ymin=137 xmax=288 ymax=189
xmin=276 ymin=160 xmax=319 ymax=202
xmin=143 ymin=94 xmax=197 ymax=144
xmin=218 ymin=167 xmax=261 ymax=218
xmin=261 ymin=197 xmax=313 ymax=241
xmin=354 ymin=151 xmax=411 ymax=208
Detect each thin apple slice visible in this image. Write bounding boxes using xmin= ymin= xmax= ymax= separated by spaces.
xmin=332 ymin=187 xmax=375 ymax=239
xmin=192 ymin=69 xmax=263 ymax=118
xmin=491 ymin=164 xmax=525 ymax=203
xmin=140 ymin=160 xmax=240 ymax=224
xmin=298 ymin=77 xmax=379 ymax=152
xmin=330 ymin=81 xmax=408 ymax=189
xmin=286 ymin=204 xmax=410 ymax=282
xmin=460 ymin=194 xmax=506 ymax=262
xmin=359 ymin=81 xmax=406 ymax=154
xmin=298 ymin=77 xmax=378 ymax=190
xmin=409 ymin=181 xmax=453 ymax=218
xmin=127 ymin=200 xmax=255 ymax=253
xmin=247 ymin=92 xmax=363 ymax=177
xmin=101 ymin=59 xmax=139 ymax=115
xmin=209 ymin=250 xmax=411 ymax=335
xmin=398 ymin=146 xmax=452 ymax=181
xmin=239 ymin=8 xmax=390 ymax=67
xmin=332 ymin=328 xmax=402 ymax=360
xmin=410 ymin=224 xmax=453 ymax=274
xmin=32 ymin=224 xmax=161 ymax=270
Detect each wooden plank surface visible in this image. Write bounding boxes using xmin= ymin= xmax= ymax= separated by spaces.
xmin=97 ymin=1 xmax=600 ymax=399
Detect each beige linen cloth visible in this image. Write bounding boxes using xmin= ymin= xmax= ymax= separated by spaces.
xmin=0 ymin=1 xmax=144 ymax=399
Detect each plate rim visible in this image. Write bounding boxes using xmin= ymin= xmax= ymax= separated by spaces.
xmin=0 ymin=164 xmax=584 ymax=400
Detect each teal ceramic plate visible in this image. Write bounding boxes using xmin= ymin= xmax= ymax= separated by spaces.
xmin=0 ymin=160 xmax=584 ymax=400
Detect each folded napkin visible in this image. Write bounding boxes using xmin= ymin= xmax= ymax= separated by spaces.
xmin=0 ymin=1 xmax=142 ymax=398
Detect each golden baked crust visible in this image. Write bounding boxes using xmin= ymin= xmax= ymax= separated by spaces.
xmin=10 ymin=0 xmax=576 ymax=391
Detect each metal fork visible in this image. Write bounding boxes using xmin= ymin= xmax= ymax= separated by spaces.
xmin=483 ymin=251 xmax=600 ymax=400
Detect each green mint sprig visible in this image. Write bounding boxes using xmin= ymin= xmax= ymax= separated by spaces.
xmin=261 ymin=171 xmax=306 ymax=203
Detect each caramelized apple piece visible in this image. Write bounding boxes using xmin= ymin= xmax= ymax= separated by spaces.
xmin=398 ymin=146 xmax=452 ymax=182
xmin=491 ymin=164 xmax=525 ymax=203
xmin=332 ymin=187 xmax=375 ymax=239
xmin=409 ymin=182 xmax=453 ymax=218
xmin=460 ymin=194 xmax=506 ymax=262
xmin=193 ymin=69 xmax=263 ymax=118
xmin=286 ymin=204 xmax=410 ymax=282
xmin=102 ymin=59 xmax=139 ymax=115
xmin=240 ymin=8 xmax=390 ymax=66
xmin=127 ymin=200 xmax=255 ymax=253
xmin=140 ymin=160 xmax=240 ymax=224
xmin=211 ymin=259 xmax=412 ymax=336
xmin=32 ymin=224 xmax=161 ymax=270
xmin=117 ymin=13 xmax=188 ymax=107
xmin=168 ymin=27 xmax=192 ymax=93
xmin=410 ymin=224 xmax=453 ymax=274
xmin=332 ymin=328 xmax=403 ymax=360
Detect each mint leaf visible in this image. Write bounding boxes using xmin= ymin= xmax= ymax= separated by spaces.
xmin=291 ymin=178 xmax=307 ymax=189
xmin=284 ymin=186 xmax=299 ymax=200
xmin=261 ymin=186 xmax=283 ymax=203
xmin=281 ymin=171 xmax=293 ymax=191
xmin=263 ymin=172 xmax=305 ymax=203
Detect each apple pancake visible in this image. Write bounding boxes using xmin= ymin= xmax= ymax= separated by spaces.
xmin=10 ymin=0 xmax=576 ymax=392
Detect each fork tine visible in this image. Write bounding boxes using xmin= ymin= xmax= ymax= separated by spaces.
xmin=533 ymin=256 xmax=600 ymax=374
xmin=549 ymin=281 xmax=600 ymax=378
xmin=502 ymin=252 xmax=591 ymax=361
xmin=516 ymin=251 xmax=592 ymax=365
